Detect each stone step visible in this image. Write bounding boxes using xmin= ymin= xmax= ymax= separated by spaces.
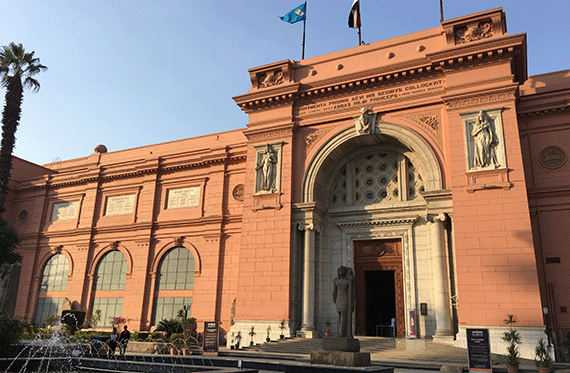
xmin=233 ymin=337 xmax=469 ymax=365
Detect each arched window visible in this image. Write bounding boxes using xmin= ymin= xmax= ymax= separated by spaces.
xmin=156 ymin=247 xmax=195 ymax=290
xmin=153 ymin=247 xmax=195 ymax=324
xmin=94 ymin=250 xmax=127 ymax=291
xmin=35 ymin=254 xmax=69 ymax=325
xmin=90 ymin=250 xmax=127 ymax=327
xmin=40 ymin=254 xmax=69 ymax=291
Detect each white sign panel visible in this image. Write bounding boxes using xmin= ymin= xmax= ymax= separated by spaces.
xmin=167 ymin=187 xmax=200 ymax=209
xmin=52 ymin=201 xmax=80 ymax=222
xmin=105 ymin=194 xmax=136 ymax=216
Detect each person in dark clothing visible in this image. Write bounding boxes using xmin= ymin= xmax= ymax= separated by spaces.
xmin=119 ymin=325 xmax=131 ymax=356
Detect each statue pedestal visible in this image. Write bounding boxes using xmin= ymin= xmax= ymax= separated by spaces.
xmin=322 ymin=337 xmax=360 ymax=352
xmin=310 ymin=350 xmax=371 ymax=367
xmin=310 ymin=337 xmax=370 ymax=367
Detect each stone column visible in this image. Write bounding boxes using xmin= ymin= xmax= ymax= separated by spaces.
xmin=300 ymin=223 xmax=318 ymax=338
xmin=430 ymin=214 xmax=454 ymax=342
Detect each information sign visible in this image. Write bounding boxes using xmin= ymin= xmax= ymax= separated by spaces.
xmin=203 ymin=321 xmax=219 ymax=354
xmin=467 ymin=328 xmax=492 ymax=373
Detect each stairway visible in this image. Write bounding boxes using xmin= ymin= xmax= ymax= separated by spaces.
xmin=230 ymin=337 xmax=470 ymax=367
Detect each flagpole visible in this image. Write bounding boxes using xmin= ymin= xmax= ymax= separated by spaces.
xmin=440 ymin=0 xmax=444 ymax=23
xmin=358 ymin=0 xmax=362 ymax=45
xmin=302 ymin=1 xmax=307 ymax=59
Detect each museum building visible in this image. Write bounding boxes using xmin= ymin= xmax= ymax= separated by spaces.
xmin=2 ymin=8 xmax=570 ymax=358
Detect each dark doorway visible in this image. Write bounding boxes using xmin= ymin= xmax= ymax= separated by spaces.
xmin=365 ymin=270 xmax=396 ymax=336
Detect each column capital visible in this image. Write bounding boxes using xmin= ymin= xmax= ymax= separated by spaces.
xmin=297 ymin=222 xmax=323 ymax=233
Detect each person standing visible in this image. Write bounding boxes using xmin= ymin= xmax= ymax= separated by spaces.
xmin=119 ymin=325 xmax=131 ymax=356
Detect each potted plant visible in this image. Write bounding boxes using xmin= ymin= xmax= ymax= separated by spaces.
xmin=235 ymin=331 xmax=242 ymax=349
xmin=279 ymin=320 xmax=286 ymax=340
xmin=325 ymin=319 xmax=331 ymax=337
xmin=248 ymin=326 xmax=256 ymax=346
xmin=535 ymin=338 xmax=553 ymax=373
xmin=230 ymin=332 xmax=235 ymax=350
xmin=502 ymin=314 xmax=521 ymax=373
xmin=181 ymin=338 xmax=192 ymax=356
xmin=169 ymin=333 xmax=183 ymax=355
xmin=266 ymin=326 xmax=271 ymax=342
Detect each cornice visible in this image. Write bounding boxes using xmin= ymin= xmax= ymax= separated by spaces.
xmin=422 ymin=189 xmax=452 ymax=202
xmin=243 ymin=122 xmax=295 ymax=142
xmin=426 ymin=33 xmax=527 ymax=83
xmin=442 ymin=84 xmax=518 ymax=109
xmin=13 ymin=148 xmax=247 ymax=192
xmin=517 ymin=91 xmax=570 ymax=117
xmin=527 ymin=185 xmax=570 ymax=199
xmin=233 ymin=83 xmax=301 ymax=113
xmin=153 ymin=216 xmax=225 ymax=230
xmin=336 ymin=216 xmax=420 ymax=228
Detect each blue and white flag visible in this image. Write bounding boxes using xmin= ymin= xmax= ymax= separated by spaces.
xmin=279 ymin=3 xmax=306 ymax=24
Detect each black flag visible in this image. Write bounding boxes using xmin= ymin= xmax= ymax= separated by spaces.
xmin=348 ymin=0 xmax=361 ymax=29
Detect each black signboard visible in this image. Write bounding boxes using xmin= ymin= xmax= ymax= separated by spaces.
xmin=203 ymin=321 xmax=219 ymax=354
xmin=467 ymin=328 xmax=492 ymax=373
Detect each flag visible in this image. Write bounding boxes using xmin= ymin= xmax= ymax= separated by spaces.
xmin=279 ymin=3 xmax=306 ymax=24
xmin=348 ymin=0 xmax=361 ymax=29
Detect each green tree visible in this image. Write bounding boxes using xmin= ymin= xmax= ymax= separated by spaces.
xmin=0 ymin=43 xmax=47 ymax=215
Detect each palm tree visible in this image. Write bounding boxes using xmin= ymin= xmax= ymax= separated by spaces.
xmin=0 ymin=42 xmax=47 ymax=214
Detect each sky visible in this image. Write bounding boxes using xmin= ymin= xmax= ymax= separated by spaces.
xmin=2 ymin=0 xmax=569 ymax=166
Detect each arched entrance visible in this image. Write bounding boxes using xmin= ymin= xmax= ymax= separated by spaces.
xmin=295 ymin=120 xmax=450 ymax=339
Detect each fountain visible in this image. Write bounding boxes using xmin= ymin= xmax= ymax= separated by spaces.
xmin=0 ymin=316 xmax=257 ymax=373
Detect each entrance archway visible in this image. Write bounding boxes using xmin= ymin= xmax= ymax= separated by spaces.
xmin=295 ymin=120 xmax=445 ymax=338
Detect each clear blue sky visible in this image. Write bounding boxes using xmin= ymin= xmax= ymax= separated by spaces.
xmin=2 ymin=1 xmax=569 ymax=166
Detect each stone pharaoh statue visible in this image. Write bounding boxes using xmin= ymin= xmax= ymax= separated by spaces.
xmin=333 ymin=265 xmax=355 ymax=338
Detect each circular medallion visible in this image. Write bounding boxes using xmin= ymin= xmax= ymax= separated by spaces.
xmin=232 ymin=184 xmax=245 ymax=202
xmin=18 ymin=210 xmax=28 ymax=223
xmin=539 ymin=146 xmax=566 ymax=169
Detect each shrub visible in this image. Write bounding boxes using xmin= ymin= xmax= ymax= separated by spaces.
xmin=61 ymin=310 xmax=85 ymax=335
xmin=0 ymin=313 xmax=23 ymax=357
xmin=155 ymin=319 xmax=183 ymax=339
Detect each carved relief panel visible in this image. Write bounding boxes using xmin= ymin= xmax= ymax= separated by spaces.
xmin=460 ymin=107 xmax=507 ymax=172
xmin=254 ymin=142 xmax=282 ymax=194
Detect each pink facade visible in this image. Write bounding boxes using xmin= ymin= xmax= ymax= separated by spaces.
xmin=3 ymin=8 xmax=570 ymax=358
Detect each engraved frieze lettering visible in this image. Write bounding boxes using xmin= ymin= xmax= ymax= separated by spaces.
xmin=167 ymin=187 xmax=200 ymax=209
xmin=105 ymin=194 xmax=136 ymax=216
xmin=52 ymin=201 xmax=80 ymax=222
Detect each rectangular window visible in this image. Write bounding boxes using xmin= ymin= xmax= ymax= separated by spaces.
xmin=166 ymin=187 xmax=200 ymax=209
xmin=35 ymin=298 xmax=64 ymax=326
xmin=152 ymin=297 xmax=192 ymax=325
xmin=91 ymin=298 xmax=124 ymax=327
xmin=104 ymin=194 xmax=136 ymax=216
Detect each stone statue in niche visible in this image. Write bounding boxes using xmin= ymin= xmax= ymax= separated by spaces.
xmin=471 ymin=110 xmax=499 ymax=169
xmin=354 ymin=107 xmax=377 ymax=135
xmin=256 ymin=144 xmax=278 ymax=192
xmin=333 ymin=265 xmax=355 ymax=338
